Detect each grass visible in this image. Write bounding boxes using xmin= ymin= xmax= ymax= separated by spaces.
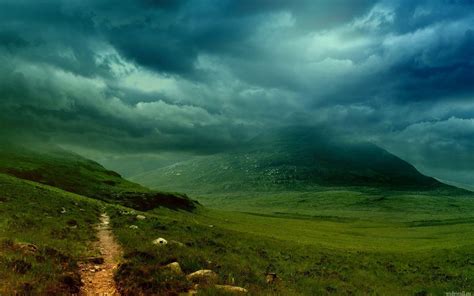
xmin=0 ymin=145 xmax=197 ymax=294
xmin=191 ymin=188 xmax=474 ymax=222
xmin=2 ymin=143 xmax=474 ymax=295
xmin=0 ymin=173 xmax=102 ymax=294
xmin=0 ymin=143 xmax=197 ymax=211
xmin=107 ymin=205 xmax=474 ymax=295
xmin=197 ymin=211 xmax=474 ymax=252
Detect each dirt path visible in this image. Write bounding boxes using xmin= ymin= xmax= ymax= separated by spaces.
xmin=80 ymin=213 xmax=122 ymax=296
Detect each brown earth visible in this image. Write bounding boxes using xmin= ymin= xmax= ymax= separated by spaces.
xmin=80 ymin=213 xmax=122 ymax=296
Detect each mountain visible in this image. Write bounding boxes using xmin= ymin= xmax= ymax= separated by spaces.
xmin=0 ymin=142 xmax=197 ymax=211
xmin=1 ymin=140 xmax=474 ymax=295
xmin=132 ymin=127 xmax=443 ymax=193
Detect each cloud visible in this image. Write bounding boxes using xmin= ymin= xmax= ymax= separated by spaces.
xmin=380 ymin=116 xmax=474 ymax=184
xmin=0 ymin=0 xmax=474 ymax=184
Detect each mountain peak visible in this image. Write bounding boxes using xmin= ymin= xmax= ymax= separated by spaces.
xmin=132 ymin=128 xmax=441 ymax=193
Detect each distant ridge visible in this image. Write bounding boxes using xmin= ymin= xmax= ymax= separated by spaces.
xmin=131 ymin=127 xmax=445 ymax=193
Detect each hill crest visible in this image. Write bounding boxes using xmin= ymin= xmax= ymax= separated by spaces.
xmin=132 ymin=127 xmax=443 ymax=193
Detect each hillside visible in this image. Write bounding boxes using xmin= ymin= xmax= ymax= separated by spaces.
xmin=0 ymin=143 xmax=197 ymax=211
xmin=0 ymin=143 xmax=197 ymax=294
xmin=132 ymin=127 xmax=445 ymax=194
xmin=1 ymin=143 xmax=474 ymax=294
xmin=0 ymin=172 xmax=103 ymax=294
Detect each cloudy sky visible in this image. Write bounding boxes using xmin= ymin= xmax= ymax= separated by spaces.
xmin=1 ymin=0 xmax=474 ymax=184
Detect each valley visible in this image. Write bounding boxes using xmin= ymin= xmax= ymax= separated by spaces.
xmin=1 ymin=142 xmax=474 ymax=294
xmin=3 ymin=1 xmax=474 ymax=294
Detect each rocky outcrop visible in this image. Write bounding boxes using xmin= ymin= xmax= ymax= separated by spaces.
xmin=152 ymin=238 xmax=168 ymax=246
xmin=164 ymin=262 xmax=184 ymax=275
xmin=186 ymin=269 xmax=218 ymax=285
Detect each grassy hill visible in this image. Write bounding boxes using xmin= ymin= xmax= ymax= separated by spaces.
xmin=132 ymin=127 xmax=445 ymax=194
xmin=0 ymin=173 xmax=102 ymax=294
xmin=0 ymin=143 xmax=197 ymax=211
xmin=0 ymin=143 xmax=198 ymax=294
xmin=2 ymin=142 xmax=474 ymax=294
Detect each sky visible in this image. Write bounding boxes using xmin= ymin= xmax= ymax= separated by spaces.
xmin=1 ymin=0 xmax=474 ymax=185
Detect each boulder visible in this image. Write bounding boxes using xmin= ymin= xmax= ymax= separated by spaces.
xmin=215 ymin=285 xmax=248 ymax=294
xmin=163 ymin=262 xmax=183 ymax=275
xmin=186 ymin=269 xmax=218 ymax=285
xmin=129 ymin=225 xmax=139 ymax=229
xmin=136 ymin=214 xmax=146 ymax=220
xmin=152 ymin=238 xmax=168 ymax=246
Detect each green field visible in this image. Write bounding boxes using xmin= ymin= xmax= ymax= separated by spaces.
xmin=107 ymin=203 xmax=474 ymax=295
xmin=1 ymin=144 xmax=474 ymax=295
xmin=107 ymin=185 xmax=474 ymax=294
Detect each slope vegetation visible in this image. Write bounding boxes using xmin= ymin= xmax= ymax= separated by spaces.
xmin=0 ymin=173 xmax=101 ymax=294
xmin=1 ymin=143 xmax=474 ymax=295
xmin=0 ymin=143 xmax=197 ymax=294
xmin=132 ymin=127 xmax=449 ymax=194
xmin=0 ymin=143 xmax=197 ymax=211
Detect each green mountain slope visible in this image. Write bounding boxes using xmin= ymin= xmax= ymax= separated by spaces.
xmin=0 ymin=173 xmax=102 ymax=294
xmin=132 ymin=127 xmax=444 ymax=194
xmin=1 ymin=142 xmax=474 ymax=295
xmin=0 ymin=143 xmax=197 ymax=211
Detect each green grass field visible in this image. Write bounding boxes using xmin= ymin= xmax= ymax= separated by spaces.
xmin=107 ymin=203 xmax=474 ymax=295
xmin=103 ymin=184 xmax=474 ymax=294
xmin=1 ymin=144 xmax=474 ymax=295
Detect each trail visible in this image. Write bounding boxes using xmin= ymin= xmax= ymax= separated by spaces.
xmin=80 ymin=213 xmax=122 ymax=296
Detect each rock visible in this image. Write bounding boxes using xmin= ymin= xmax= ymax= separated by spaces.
xmin=164 ymin=262 xmax=183 ymax=275
xmin=186 ymin=269 xmax=218 ymax=285
xmin=136 ymin=214 xmax=146 ymax=220
xmin=208 ymin=224 xmax=214 ymax=228
xmin=129 ymin=225 xmax=139 ymax=229
xmin=266 ymin=272 xmax=277 ymax=284
xmin=152 ymin=238 xmax=168 ymax=246
xmin=215 ymin=285 xmax=248 ymax=294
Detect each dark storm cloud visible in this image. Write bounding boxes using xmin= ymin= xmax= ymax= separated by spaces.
xmin=0 ymin=0 xmax=474 ymax=184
